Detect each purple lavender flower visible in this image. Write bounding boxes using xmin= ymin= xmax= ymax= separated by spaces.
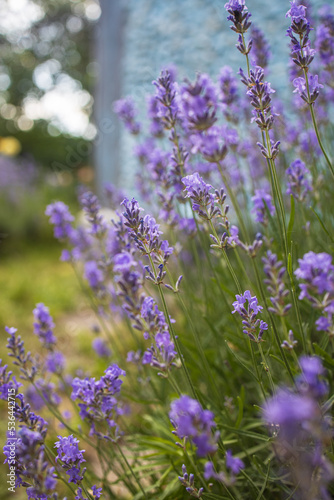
xmin=4 ymin=426 xmax=57 ymax=497
xmin=26 ymin=379 xmax=61 ymax=411
xmin=251 ymin=189 xmax=275 ymax=225
xmin=178 ymin=464 xmax=203 ymax=498
xmin=297 ymin=356 xmax=328 ymax=399
xmin=0 ymin=359 xmax=21 ymax=400
xmin=169 ymin=395 xmax=219 ymax=457
xmin=84 ymin=261 xmax=104 ymax=289
xmin=239 ymin=68 xmax=280 ymax=160
xmin=45 ymin=201 xmax=74 ymax=240
xmin=250 ymin=25 xmax=271 ymax=68
xmin=286 ymin=1 xmax=307 ymax=22
xmin=45 ymin=351 xmax=65 ymax=374
xmin=218 ymin=66 xmax=240 ymax=121
xmin=147 ymin=94 xmax=165 ymax=137
xmin=113 ymin=252 xmax=137 ymax=273
xmin=178 ymin=74 xmax=217 ymax=132
xmin=316 ymin=22 xmax=334 ymax=68
xmin=281 ymin=330 xmax=298 ymax=350
xmin=182 ymin=173 xmax=217 ymax=219
xmin=286 ymin=0 xmax=321 ymax=105
xmin=225 ymin=0 xmax=251 ymax=39
xmin=6 ymin=326 xmax=37 ymax=382
xmin=293 ymin=75 xmax=324 ymax=104
xmin=121 ymin=197 xmax=162 ymax=256
xmin=262 ymin=251 xmax=291 ymax=316
xmin=113 ymin=97 xmax=141 ymax=134
xmin=218 ymin=66 xmax=239 ymax=108
xmin=226 ymin=449 xmax=245 ymax=475
xmin=55 ymin=434 xmax=86 ymax=484
xmin=33 ymin=303 xmax=56 ymax=348
xmin=263 ymin=355 xmax=332 ymax=498
xmin=286 ymin=158 xmax=312 ymax=201
xmin=264 ymin=389 xmax=318 ymax=440
xmin=295 ymin=252 xmax=334 ymax=297
xmin=232 ymin=290 xmax=268 ymax=342
xmin=140 ymin=296 xmax=177 ymax=373
xmin=71 ymin=364 xmax=125 ymax=439
xmin=295 ymin=252 xmax=334 ymax=333
xmin=145 ymin=146 xmax=170 ymax=184
xmin=191 ymin=126 xmax=228 ymax=163
xmin=92 ymin=485 xmax=103 ymax=499
xmin=121 ymin=198 xmax=174 ymax=284
xmin=152 ymin=68 xmax=178 ymax=129
xmin=92 ymin=338 xmax=111 ymax=358
xmin=79 ymin=190 xmax=107 ymax=236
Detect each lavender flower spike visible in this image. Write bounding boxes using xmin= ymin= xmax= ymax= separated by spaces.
xmin=263 ymin=355 xmax=332 ymax=499
xmin=182 ymin=173 xmax=217 ymax=220
xmin=293 ymin=75 xmax=324 ymax=104
xmin=232 ymin=290 xmax=268 ymax=342
xmin=55 ymin=434 xmax=86 ymax=484
xmin=286 ymin=158 xmax=312 ymax=201
xmin=169 ymin=395 xmax=219 ymax=457
xmin=251 ymin=189 xmax=275 ymax=225
xmin=45 ymin=201 xmax=74 ymax=240
xmin=225 ymin=0 xmax=252 ymax=37
xmin=295 ymin=252 xmax=334 ymax=334
xmin=262 ymin=251 xmax=291 ymax=316
xmin=113 ymin=97 xmax=141 ymax=134
xmin=33 ymin=303 xmax=56 ymax=348
xmin=178 ymin=464 xmax=203 ymax=498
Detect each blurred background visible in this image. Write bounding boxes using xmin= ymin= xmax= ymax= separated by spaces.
xmin=0 ymin=1 xmax=325 ymax=497
xmin=0 ymin=0 xmax=325 ymax=253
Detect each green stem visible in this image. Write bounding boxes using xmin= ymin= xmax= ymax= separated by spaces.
xmin=216 ymin=161 xmax=250 ymax=241
xmin=251 ymin=260 xmax=296 ymax=385
xmin=301 ymin=62 xmax=334 ymax=178
xmin=257 ymin=342 xmax=275 ymax=394
xmin=208 ymin=219 xmax=242 ymax=294
xmin=250 ymin=341 xmax=267 ymax=400
xmin=147 ymin=253 xmax=197 ymax=399
xmin=116 ymin=443 xmax=148 ymax=499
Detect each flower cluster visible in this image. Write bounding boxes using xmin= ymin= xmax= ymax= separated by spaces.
xmin=4 ymin=427 xmax=57 ymax=498
xmin=6 ymin=327 xmax=37 ymax=382
xmin=286 ymin=158 xmax=312 ymax=201
xmin=250 ymin=25 xmax=270 ymax=69
xmin=232 ymin=290 xmax=268 ymax=342
xmin=286 ymin=1 xmax=323 ymax=104
xmin=251 ymin=189 xmax=275 ymax=225
xmin=33 ymin=303 xmax=56 ymax=348
xmin=55 ymin=434 xmax=86 ymax=484
xmin=0 ymin=359 xmax=21 ymax=400
xmin=79 ymin=190 xmax=107 ymax=237
xmin=182 ymin=173 xmax=216 ymax=219
xmin=204 ymin=450 xmax=244 ymax=486
xmin=71 ymin=364 xmax=125 ymax=439
xmin=264 ymin=356 xmax=332 ymax=498
xmin=152 ymin=68 xmax=178 ymax=129
xmin=178 ymin=464 xmax=203 ymax=498
xmin=240 ymin=67 xmax=278 ymax=135
xmin=169 ymin=395 xmax=219 ymax=457
xmin=140 ymin=297 xmax=177 ymax=373
xmin=178 ymin=74 xmax=217 ymax=132
xmin=113 ymin=97 xmax=141 ymax=134
xmin=45 ymin=201 xmax=74 ymax=240
xmin=295 ymin=251 xmax=334 ymax=334
xmin=225 ymin=0 xmax=252 ymax=57
xmin=262 ymin=251 xmax=291 ymax=316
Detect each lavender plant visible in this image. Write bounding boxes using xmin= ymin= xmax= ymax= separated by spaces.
xmin=2 ymin=1 xmax=334 ymax=498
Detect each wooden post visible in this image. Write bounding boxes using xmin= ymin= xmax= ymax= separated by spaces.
xmin=94 ymin=0 xmax=125 ymax=197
